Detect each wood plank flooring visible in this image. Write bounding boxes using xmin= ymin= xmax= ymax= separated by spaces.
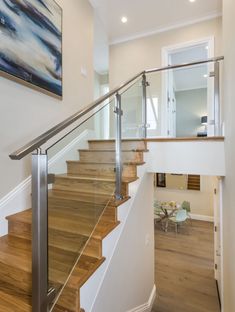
xmin=152 ymin=220 xmax=220 ymax=312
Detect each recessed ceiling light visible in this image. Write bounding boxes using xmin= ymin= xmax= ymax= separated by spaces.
xmin=189 ymin=0 xmax=196 ymax=2
xmin=121 ymin=16 xmax=128 ymax=24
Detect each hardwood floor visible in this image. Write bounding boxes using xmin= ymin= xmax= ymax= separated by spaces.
xmin=152 ymin=220 xmax=220 ymax=312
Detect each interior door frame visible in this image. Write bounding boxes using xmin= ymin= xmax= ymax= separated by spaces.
xmin=214 ymin=177 xmax=224 ymax=311
xmin=161 ymin=36 xmax=215 ymax=137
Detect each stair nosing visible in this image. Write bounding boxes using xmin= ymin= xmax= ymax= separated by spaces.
xmin=78 ymin=149 xmax=149 ymax=152
xmin=54 ymin=174 xmax=138 ymax=183
xmin=66 ymin=160 xmax=145 ymax=166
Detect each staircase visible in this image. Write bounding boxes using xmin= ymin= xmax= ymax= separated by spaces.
xmin=0 ymin=139 xmax=148 ymax=312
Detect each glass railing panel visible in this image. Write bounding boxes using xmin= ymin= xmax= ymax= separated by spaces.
xmin=146 ymin=62 xmax=217 ymax=138
xmin=120 ymin=78 xmax=143 ymax=139
xmin=146 ymin=72 xmax=162 ymax=137
xmin=46 ymin=100 xmax=116 ymax=310
xmin=111 ymin=78 xmax=147 ymax=203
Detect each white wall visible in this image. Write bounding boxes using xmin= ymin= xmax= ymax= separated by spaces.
xmin=155 ymin=175 xmax=215 ymax=218
xmin=93 ymin=12 xmax=109 ymax=75
xmin=80 ymin=163 xmax=155 ymax=312
xmin=222 ymin=1 xmax=235 ymax=311
xmin=110 ymin=18 xmax=222 ymax=88
xmin=0 ymin=0 xmax=94 ymax=199
xmin=146 ymin=141 xmax=225 ymax=177
xmin=89 ymin=172 xmax=155 ymax=312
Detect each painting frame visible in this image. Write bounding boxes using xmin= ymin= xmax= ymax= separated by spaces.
xmin=0 ymin=0 xmax=63 ymax=99
xmin=156 ymin=173 xmax=166 ymax=188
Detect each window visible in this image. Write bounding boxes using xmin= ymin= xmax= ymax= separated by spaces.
xmin=147 ymin=97 xmax=158 ymax=129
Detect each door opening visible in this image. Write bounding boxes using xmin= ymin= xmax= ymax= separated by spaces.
xmin=162 ymin=37 xmax=215 ymax=137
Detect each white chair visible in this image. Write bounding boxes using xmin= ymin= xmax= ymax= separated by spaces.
xmin=169 ymin=209 xmax=188 ymax=233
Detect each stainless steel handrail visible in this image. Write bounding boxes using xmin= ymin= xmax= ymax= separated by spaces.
xmin=145 ymin=56 xmax=224 ymax=74
xmin=9 ymin=56 xmax=224 ymax=160
xmin=9 ymin=71 xmax=144 ymax=160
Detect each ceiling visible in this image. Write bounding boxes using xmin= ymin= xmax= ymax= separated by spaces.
xmin=89 ymin=0 xmax=222 ymax=44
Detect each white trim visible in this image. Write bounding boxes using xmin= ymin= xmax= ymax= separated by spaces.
xmin=175 ymin=85 xmax=208 ymax=92
xmin=126 ymin=285 xmax=157 ymax=312
xmin=0 ymin=176 xmax=31 ymax=210
xmin=161 ymin=36 xmax=215 ymax=56
xmin=191 ymin=214 xmax=214 ymax=222
xmin=110 ymin=12 xmax=221 ymax=45
xmin=48 ymin=129 xmax=90 ymax=167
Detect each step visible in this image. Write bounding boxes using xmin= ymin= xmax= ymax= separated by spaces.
xmin=7 ymin=210 xmax=88 ymax=254
xmin=54 ymin=256 xmax=105 ymax=312
xmin=7 ymin=208 xmax=120 ymax=242
xmin=0 ymin=235 xmax=104 ymax=312
xmin=66 ymin=161 xmax=142 ymax=179
xmin=48 ymin=189 xmax=130 ymax=207
xmin=78 ymin=149 xmax=146 ymax=163
xmin=48 ymin=192 xmax=118 ymax=223
xmin=63 ymin=255 xmax=105 ymax=289
xmin=53 ymin=174 xmax=137 ymax=197
xmin=0 ymin=236 xmax=32 ymax=294
xmin=0 ymin=284 xmax=31 ymax=312
xmin=88 ymin=139 xmax=147 ymax=150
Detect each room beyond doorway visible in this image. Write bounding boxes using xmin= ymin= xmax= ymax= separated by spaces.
xmin=152 ymin=173 xmax=223 ymax=311
xmin=161 ymin=37 xmax=215 ymax=137
xmin=151 ymin=220 xmax=220 ymax=312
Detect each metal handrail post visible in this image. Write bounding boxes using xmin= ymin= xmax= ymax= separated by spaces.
xmin=114 ymin=93 xmax=123 ymax=200
xmin=214 ymin=61 xmax=221 ymax=136
xmin=32 ymin=151 xmax=49 ymax=312
xmin=142 ymin=74 xmax=148 ymax=138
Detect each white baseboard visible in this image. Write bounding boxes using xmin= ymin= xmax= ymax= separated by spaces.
xmin=0 ymin=177 xmax=31 ymax=236
xmin=127 ymin=285 xmax=157 ymax=312
xmin=191 ymin=214 xmax=214 ymax=222
xmin=0 ymin=129 xmax=93 ymax=236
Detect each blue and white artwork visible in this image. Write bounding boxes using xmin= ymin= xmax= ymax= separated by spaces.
xmin=0 ymin=0 xmax=62 ymax=97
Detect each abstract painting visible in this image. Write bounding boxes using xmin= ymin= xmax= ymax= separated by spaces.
xmin=0 ymin=0 xmax=62 ymax=97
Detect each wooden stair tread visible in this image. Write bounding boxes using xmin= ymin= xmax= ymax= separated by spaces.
xmin=93 ymin=220 xmax=120 ymax=239
xmin=6 ymin=209 xmax=31 ymax=224
xmin=0 ymin=235 xmax=103 ymax=294
xmin=7 ymin=208 xmax=120 ymax=240
xmin=55 ymin=174 xmax=138 ymax=184
xmin=88 ymin=139 xmax=145 ymax=142
xmin=66 ymin=255 xmax=105 ymax=289
xmin=0 ymin=236 xmax=31 ymax=272
xmin=78 ymin=148 xmax=148 ymax=152
xmin=0 ymin=288 xmax=31 ymax=312
xmin=0 ymin=236 xmax=72 ymax=286
xmin=67 ymin=160 xmax=145 ymax=165
xmin=49 ymin=189 xmax=130 ymax=207
xmin=0 ymin=280 xmax=31 ymax=306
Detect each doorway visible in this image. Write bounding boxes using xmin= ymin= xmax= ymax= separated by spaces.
xmin=162 ymin=37 xmax=215 ymax=137
xmin=152 ymin=173 xmax=223 ymax=312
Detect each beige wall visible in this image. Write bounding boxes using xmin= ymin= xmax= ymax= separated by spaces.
xmin=0 ymin=0 xmax=94 ymax=198
xmin=222 ymin=0 xmax=235 ymax=311
xmin=155 ymin=175 xmax=215 ymax=217
xmin=109 ymin=18 xmax=222 ymax=88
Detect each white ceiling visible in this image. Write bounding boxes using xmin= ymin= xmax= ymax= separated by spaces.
xmin=89 ymin=0 xmax=222 ymax=44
